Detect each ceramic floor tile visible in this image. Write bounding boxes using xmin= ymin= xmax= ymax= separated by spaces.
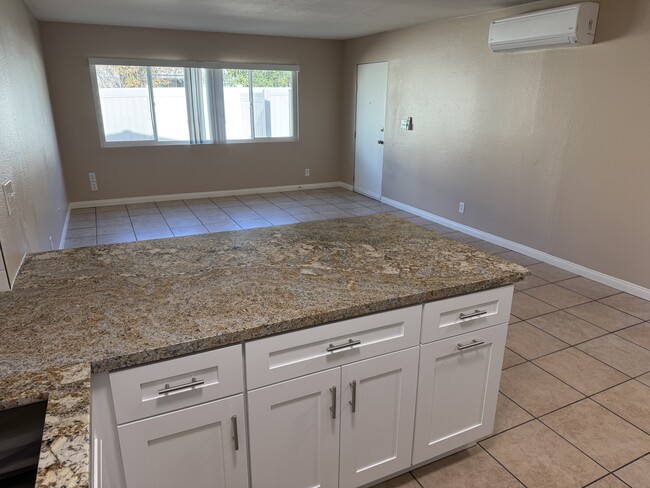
xmin=160 ymin=208 xmax=195 ymax=218
xmin=498 ymin=251 xmax=541 ymax=266
xmin=511 ymin=292 xmax=558 ymax=320
xmin=524 ymin=284 xmax=591 ymax=309
xmin=404 ymin=216 xmax=433 ymax=227
xmin=527 ymin=263 xmax=578 ymax=283
xmin=196 ymin=213 xmax=235 ymax=224
xmin=97 ymin=233 xmax=136 ymax=245
xmin=164 ymin=216 xmax=202 ymax=227
xmin=320 ymin=210 xmax=354 ymax=218
xmin=541 ymin=399 xmax=650 ymax=471
xmin=600 ymin=294 xmax=650 ymax=321
xmin=499 ymin=363 xmax=584 ymax=417
xmin=480 ymin=420 xmax=606 ymax=488
xmin=445 ymin=232 xmax=480 ymax=244
xmin=566 ymin=301 xmax=642 ymax=332
xmin=577 ymin=335 xmax=650 ymax=377
xmin=509 ymin=315 xmax=521 ymax=324
xmin=587 ymin=476 xmax=631 ymax=488
xmin=295 ymin=212 xmax=327 ymax=222
xmin=348 ymin=207 xmax=378 ymax=216
xmin=514 ymin=275 xmax=549 ymax=291
xmin=134 ymin=228 xmax=173 ymax=240
xmin=421 ymin=223 xmax=454 ymax=234
xmin=527 ymin=311 xmax=608 ymax=345
xmin=96 ymin=223 xmax=133 ymax=236
xmin=388 ymin=210 xmax=417 ymax=219
xmin=506 ymin=322 xmax=568 ymax=360
xmin=70 ymin=207 xmax=95 ymax=215
xmin=236 ymin=218 xmax=272 ymax=229
xmin=95 ymin=204 xmax=127 ymax=212
xmin=286 ymin=206 xmax=316 ymax=215
xmin=616 ymin=323 xmax=650 ymax=350
xmin=413 ymin=445 xmax=523 ymax=488
xmin=96 ymin=216 xmax=131 ymax=226
xmin=593 ymin=380 xmax=650 ymax=434
xmin=253 ymin=207 xmax=290 ymax=218
xmin=127 ymin=206 xmax=161 ymax=216
xmin=69 ymin=212 xmax=96 ymax=222
xmin=155 ymin=199 xmax=187 ymax=207
xmin=533 ymin=348 xmax=629 ymax=396
xmin=64 ymin=236 xmax=97 ymax=248
xmin=131 ymin=221 xmax=170 ymax=232
xmin=502 ymin=348 xmax=526 ymax=369
xmin=265 ymin=214 xmax=300 ymax=225
xmin=126 ymin=202 xmax=157 ymax=209
xmin=370 ymin=473 xmax=420 ymax=488
xmin=96 ymin=210 xmax=129 ymax=220
xmin=556 ymin=277 xmax=620 ymax=300
xmin=491 ymin=393 xmax=534 ymax=436
xmin=614 ymin=454 xmax=650 ymax=488
xmin=129 ymin=215 xmax=167 ymax=226
xmin=67 ymin=219 xmax=96 ymax=230
xmin=470 ymin=240 xmax=510 ymax=255
xmin=204 ymin=221 xmax=242 ymax=232
xmin=637 ymin=372 xmax=650 ymax=387
xmin=171 ymin=225 xmax=208 ymax=237
xmin=66 ymin=227 xmax=97 ymax=239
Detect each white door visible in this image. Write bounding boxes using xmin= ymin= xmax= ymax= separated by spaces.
xmin=248 ymin=368 xmax=341 ymax=488
xmin=117 ymin=395 xmax=248 ymax=488
xmin=354 ymin=62 xmax=388 ymax=200
xmin=412 ymin=324 xmax=507 ymax=465
xmin=339 ymin=347 xmax=419 ymax=488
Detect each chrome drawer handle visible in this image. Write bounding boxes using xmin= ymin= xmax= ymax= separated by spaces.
xmin=327 ymin=339 xmax=361 ymax=352
xmin=459 ymin=309 xmax=488 ymax=320
xmin=350 ymin=380 xmax=357 ymax=413
xmin=457 ymin=339 xmax=485 ymax=351
xmin=158 ymin=377 xmax=205 ymax=395
xmin=330 ymin=386 xmax=337 ymax=419
xmin=232 ymin=415 xmax=239 ymax=451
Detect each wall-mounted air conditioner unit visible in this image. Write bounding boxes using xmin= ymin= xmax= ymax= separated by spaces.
xmin=489 ymin=2 xmax=600 ymax=52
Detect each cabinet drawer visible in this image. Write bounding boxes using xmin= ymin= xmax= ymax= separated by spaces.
xmin=421 ymin=286 xmax=513 ymax=344
xmin=246 ymin=306 xmax=422 ymax=389
xmin=110 ymin=345 xmax=243 ymax=425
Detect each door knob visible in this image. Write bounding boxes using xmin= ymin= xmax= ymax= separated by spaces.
xmin=377 ymin=140 xmax=384 ymax=145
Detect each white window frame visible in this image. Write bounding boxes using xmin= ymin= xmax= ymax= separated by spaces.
xmin=89 ymin=58 xmax=299 ymax=148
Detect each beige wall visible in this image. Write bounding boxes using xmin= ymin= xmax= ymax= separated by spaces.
xmin=342 ymin=0 xmax=650 ymax=289
xmin=0 ymin=0 xmax=68 ymax=285
xmin=39 ymin=23 xmax=344 ymax=203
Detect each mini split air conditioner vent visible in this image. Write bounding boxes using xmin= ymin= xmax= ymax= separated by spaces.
xmin=489 ymin=2 xmax=600 ymax=52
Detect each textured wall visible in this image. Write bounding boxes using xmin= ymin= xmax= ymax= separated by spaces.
xmin=342 ymin=0 xmax=650 ymax=289
xmin=39 ymin=22 xmax=344 ymax=202
xmin=0 ymin=0 xmax=68 ymax=285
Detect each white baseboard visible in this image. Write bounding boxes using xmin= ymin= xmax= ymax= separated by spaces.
xmin=353 ymin=186 xmax=381 ymax=200
xmin=69 ymin=181 xmax=353 ymax=209
xmin=382 ymin=196 xmax=650 ymax=301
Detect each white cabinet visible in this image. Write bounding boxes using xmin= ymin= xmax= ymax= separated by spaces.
xmin=339 ymin=348 xmax=419 ymax=488
xmin=412 ymin=323 xmax=507 ymax=464
xmin=118 ymin=395 xmax=248 ymax=488
xmin=248 ymin=368 xmax=341 ymax=488
xmin=248 ymin=347 xmax=420 ymax=488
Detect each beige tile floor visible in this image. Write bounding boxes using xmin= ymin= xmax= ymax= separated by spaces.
xmin=66 ymin=187 xmax=650 ymax=487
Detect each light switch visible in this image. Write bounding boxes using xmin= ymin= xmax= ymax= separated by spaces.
xmin=3 ymin=180 xmax=16 ymax=216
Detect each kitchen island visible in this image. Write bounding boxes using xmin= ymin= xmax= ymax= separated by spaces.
xmin=0 ymin=214 xmax=527 ymax=487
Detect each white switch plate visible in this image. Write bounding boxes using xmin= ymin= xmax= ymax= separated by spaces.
xmin=458 ymin=202 xmax=465 ymax=214
xmin=305 ymin=168 xmax=310 ymax=176
xmin=3 ymin=180 xmax=16 ymax=216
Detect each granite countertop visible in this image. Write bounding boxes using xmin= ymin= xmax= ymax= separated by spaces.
xmin=0 ymin=214 xmax=527 ymax=487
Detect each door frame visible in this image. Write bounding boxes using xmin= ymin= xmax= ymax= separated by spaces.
xmin=353 ymin=61 xmax=388 ymax=201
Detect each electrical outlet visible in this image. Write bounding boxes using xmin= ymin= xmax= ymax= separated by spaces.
xmin=88 ymin=172 xmax=97 ymax=182
xmin=305 ymin=168 xmax=310 ymax=177
xmin=3 ymin=180 xmax=16 ymax=216
xmin=90 ymin=181 xmax=98 ymax=191
xmin=458 ymin=202 xmax=465 ymax=214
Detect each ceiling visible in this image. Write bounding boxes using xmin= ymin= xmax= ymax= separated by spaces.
xmin=24 ymin=0 xmax=544 ymax=40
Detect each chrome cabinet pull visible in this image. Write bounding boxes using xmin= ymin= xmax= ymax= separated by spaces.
xmin=459 ymin=309 xmax=488 ymax=320
xmin=158 ymin=377 xmax=205 ymax=395
xmin=457 ymin=339 xmax=485 ymax=351
xmin=349 ymin=380 xmax=357 ymax=413
xmin=330 ymin=386 xmax=337 ymax=419
xmin=327 ymin=338 xmax=361 ymax=353
xmin=232 ymin=415 xmax=239 ymax=451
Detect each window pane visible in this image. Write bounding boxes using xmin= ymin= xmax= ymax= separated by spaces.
xmin=252 ymin=70 xmax=293 ymax=138
xmin=151 ymin=67 xmax=190 ymax=142
xmin=95 ymin=65 xmax=154 ymax=142
xmin=222 ymin=69 xmax=251 ymax=140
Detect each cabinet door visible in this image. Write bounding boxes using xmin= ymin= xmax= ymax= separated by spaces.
xmin=117 ymin=395 xmax=248 ymax=488
xmin=412 ymin=323 xmax=507 ymax=465
xmin=248 ymin=368 xmax=341 ymax=488
xmin=339 ymin=347 xmax=419 ymax=488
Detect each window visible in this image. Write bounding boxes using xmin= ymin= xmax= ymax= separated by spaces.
xmin=90 ymin=59 xmax=298 ymax=147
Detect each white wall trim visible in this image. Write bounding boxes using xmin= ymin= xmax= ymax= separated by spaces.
xmin=381 ymin=196 xmax=650 ymax=301
xmin=69 ymin=181 xmax=353 ymax=209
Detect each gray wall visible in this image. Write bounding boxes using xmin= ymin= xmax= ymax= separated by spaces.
xmin=342 ymin=0 xmax=650 ymax=289
xmin=0 ymin=0 xmax=68 ymax=285
xmin=39 ymin=22 xmax=345 ymax=203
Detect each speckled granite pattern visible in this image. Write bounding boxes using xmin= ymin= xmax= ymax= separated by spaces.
xmin=0 ymin=214 xmax=527 ymax=486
